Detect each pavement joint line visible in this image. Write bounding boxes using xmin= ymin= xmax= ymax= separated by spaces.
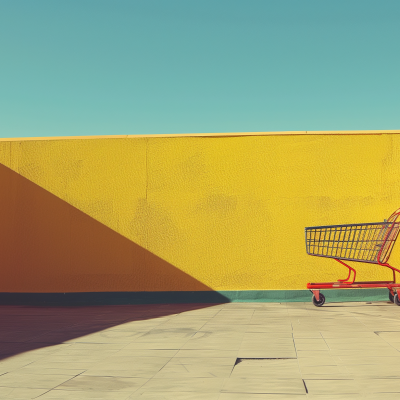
xmin=302 ymin=379 xmax=308 ymax=393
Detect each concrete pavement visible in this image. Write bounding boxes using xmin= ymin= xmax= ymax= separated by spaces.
xmin=1 ymin=300 xmax=400 ymax=399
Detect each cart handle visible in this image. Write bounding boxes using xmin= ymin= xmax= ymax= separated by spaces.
xmin=377 ymin=208 xmax=400 ymax=267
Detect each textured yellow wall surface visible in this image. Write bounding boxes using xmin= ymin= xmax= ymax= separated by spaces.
xmin=1 ymin=133 xmax=400 ymax=292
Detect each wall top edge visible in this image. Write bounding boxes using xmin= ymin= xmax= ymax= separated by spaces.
xmin=1 ymin=130 xmax=400 ymax=142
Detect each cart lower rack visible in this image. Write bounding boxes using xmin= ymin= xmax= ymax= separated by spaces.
xmin=306 ymin=208 xmax=400 ymax=306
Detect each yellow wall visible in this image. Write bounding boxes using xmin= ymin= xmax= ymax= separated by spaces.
xmin=1 ymin=133 xmax=400 ymax=292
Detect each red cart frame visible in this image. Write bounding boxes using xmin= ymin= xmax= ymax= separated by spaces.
xmin=306 ymin=208 xmax=400 ymax=306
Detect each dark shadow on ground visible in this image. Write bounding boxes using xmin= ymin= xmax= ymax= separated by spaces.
xmin=0 ymin=303 xmax=221 ymax=361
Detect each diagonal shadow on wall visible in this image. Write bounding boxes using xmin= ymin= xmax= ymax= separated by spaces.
xmin=0 ymin=163 xmax=228 ymax=361
xmin=0 ymin=162 xmax=226 ymax=294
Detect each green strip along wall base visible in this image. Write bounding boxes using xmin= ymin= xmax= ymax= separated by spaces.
xmin=0 ymin=289 xmax=390 ymax=306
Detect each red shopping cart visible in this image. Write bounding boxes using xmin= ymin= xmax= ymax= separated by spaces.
xmin=306 ymin=208 xmax=400 ymax=306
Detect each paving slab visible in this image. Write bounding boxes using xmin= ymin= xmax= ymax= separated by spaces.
xmin=128 ymin=392 xmax=221 ymax=400
xmin=219 ymin=395 xmax=306 ymax=400
xmin=56 ymin=375 xmax=148 ymax=392
xmin=38 ymin=389 xmax=135 ymax=399
xmin=0 ymin=386 xmax=50 ymax=399
xmin=139 ymin=377 xmax=225 ymax=392
xmin=221 ymin=377 xmax=306 ymax=394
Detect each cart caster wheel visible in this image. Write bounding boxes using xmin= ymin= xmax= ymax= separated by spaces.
xmin=312 ymin=293 xmax=325 ymax=307
xmin=389 ymin=292 xmax=394 ymax=303
xmin=394 ymin=294 xmax=400 ymax=306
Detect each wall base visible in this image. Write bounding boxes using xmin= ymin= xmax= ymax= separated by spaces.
xmin=0 ymin=289 xmax=390 ymax=306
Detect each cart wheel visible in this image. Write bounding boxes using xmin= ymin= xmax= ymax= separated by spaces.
xmin=394 ymin=294 xmax=400 ymax=306
xmin=389 ymin=292 xmax=394 ymax=303
xmin=312 ymin=293 xmax=325 ymax=307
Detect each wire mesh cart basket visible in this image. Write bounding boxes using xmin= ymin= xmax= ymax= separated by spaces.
xmin=306 ymin=208 xmax=400 ymax=306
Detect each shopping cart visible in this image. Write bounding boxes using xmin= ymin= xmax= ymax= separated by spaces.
xmin=306 ymin=208 xmax=400 ymax=306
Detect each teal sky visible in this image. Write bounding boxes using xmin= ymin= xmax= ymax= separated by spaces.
xmin=1 ymin=0 xmax=399 ymax=138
